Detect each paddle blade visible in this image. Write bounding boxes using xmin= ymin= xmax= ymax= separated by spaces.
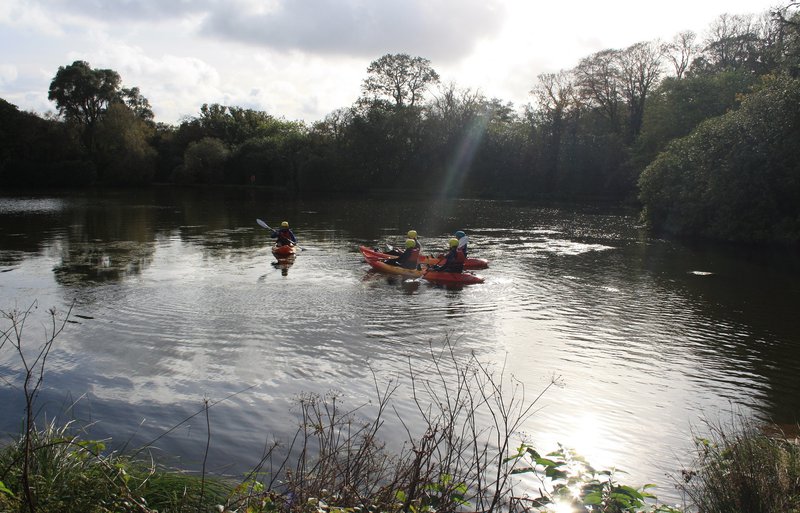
xmin=256 ymin=219 xmax=272 ymax=230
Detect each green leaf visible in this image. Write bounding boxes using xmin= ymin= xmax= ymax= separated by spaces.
xmin=511 ymin=467 xmax=534 ymax=475
xmin=0 ymin=481 xmax=14 ymax=497
xmin=525 ymin=447 xmax=542 ymax=459
xmin=615 ymin=485 xmax=645 ymax=500
xmin=583 ymin=491 xmax=602 ymax=505
xmin=545 ymin=468 xmax=568 ymax=480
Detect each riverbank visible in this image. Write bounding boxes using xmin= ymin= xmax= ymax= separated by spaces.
xmin=2 ymin=405 xmax=798 ymax=512
xmin=2 ymin=303 xmax=799 ymax=512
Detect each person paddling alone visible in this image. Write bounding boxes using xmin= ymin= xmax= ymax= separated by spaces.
xmin=271 ymin=221 xmax=297 ymax=246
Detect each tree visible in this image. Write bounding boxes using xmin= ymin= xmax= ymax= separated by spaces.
xmin=692 ymin=13 xmax=763 ymax=74
xmin=94 ymin=103 xmax=157 ymax=184
xmin=638 ymin=75 xmax=800 ymax=244
xmin=428 ymin=82 xmax=484 ymax=139
xmin=0 ymin=98 xmax=94 ymax=186
xmin=175 ymin=137 xmax=229 ymax=184
xmin=617 ymin=40 xmax=663 ymax=140
xmin=47 ymin=60 xmax=154 ymax=167
xmin=48 ymin=61 xmax=121 ymax=149
xmin=662 ymin=30 xmax=699 ymax=79
xmin=119 ymin=87 xmax=154 ymax=123
xmin=531 ymin=71 xmax=578 ymax=190
xmin=361 ymin=53 xmax=440 ymax=108
xmin=635 ymin=70 xmax=757 ymax=165
xmin=573 ymin=49 xmax=622 ymax=130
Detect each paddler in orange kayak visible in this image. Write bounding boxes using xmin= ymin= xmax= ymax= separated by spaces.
xmin=386 ymin=229 xmax=422 ymax=256
xmin=432 ymin=238 xmax=466 ymax=273
xmin=386 ymin=238 xmax=420 ymax=269
xmin=454 ymin=230 xmax=468 ymax=256
xmin=271 ymin=221 xmax=297 ymax=246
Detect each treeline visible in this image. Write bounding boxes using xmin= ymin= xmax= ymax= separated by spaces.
xmin=1 ymin=5 xmax=799 ymax=243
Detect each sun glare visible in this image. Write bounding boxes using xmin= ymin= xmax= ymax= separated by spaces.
xmin=438 ymin=114 xmax=489 ymax=197
xmin=542 ymin=412 xmax=619 ymax=472
xmin=552 ymin=500 xmax=576 ymax=513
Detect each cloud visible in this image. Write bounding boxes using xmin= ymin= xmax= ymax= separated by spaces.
xmin=0 ymin=64 xmax=18 ymax=85
xmin=17 ymin=0 xmax=506 ymax=62
xmin=200 ymin=0 xmax=506 ymax=61
xmin=23 ymin=0 xmax=209 ymax=22
xmin=0 ymin=0 xmax=66 ymax=34
xmin=66 ymin=38 xmax=224 ymax=122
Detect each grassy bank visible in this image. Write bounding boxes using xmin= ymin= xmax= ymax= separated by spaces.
xmin=5 ymin=408 xmax=799 ymax=513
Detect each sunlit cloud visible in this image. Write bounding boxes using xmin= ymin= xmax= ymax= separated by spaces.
xmin=0 ymin=0 xmax=781 ymax=124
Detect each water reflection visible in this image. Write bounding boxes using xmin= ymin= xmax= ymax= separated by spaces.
xmin=1 ymin=190 xmax=799 ymax=500
xmin=271 ymin=255 xmax=296 ymax=276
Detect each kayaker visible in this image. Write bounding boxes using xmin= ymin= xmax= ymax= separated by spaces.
xmin=386 ymin=229 xmax=422 ymax=256
xmin=432 ymin=238 xmax=465 ymax=273
xmin=407 ymin=230 xmax=422 ymax=251
xmin=386 ymin=238 xmax=420 ymax=269
xmin=454 ymin=230 xmax=468 ymax=256
xmin=271 ymin=221 xmax=297 ymax=246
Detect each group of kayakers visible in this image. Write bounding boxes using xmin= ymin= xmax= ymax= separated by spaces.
xmin=384 ymin=229 xmax=470 ymax=273
xmin=269 ymin=220 xmax=474 ymax=275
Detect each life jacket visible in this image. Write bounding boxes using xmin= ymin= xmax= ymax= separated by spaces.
xmin=440 ymin=247 xmax=465 ymax=272
xmin=275 ymin=228 xmax=295 ymax=245
xmin=397 ymin=247 xmax=420 ymax=268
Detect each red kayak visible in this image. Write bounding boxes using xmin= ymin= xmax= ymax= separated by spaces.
xmin=272 ymin=244 xmax=297 ymax=257
xmin=363 ymin=251 xmax=484 ymax=285
xmin=359 ymin=245 xmax=489 ymax=270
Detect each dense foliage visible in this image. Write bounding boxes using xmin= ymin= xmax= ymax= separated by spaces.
xmin=1 ymin=5 xmax=799 ymax=244
xmin=639 ymin=75 xmax=800 ymax=243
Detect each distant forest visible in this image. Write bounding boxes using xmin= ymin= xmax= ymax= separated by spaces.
xmin=1 ymin=4 xmax=799 ymax=244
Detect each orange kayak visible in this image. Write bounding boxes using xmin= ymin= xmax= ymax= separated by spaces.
xmin=359 ymin=245 xmax=489 ymax=270
xmin=362 ymin=249 xmax=485 ymax=285
xmin=272 ymin=244 xmax=297 ymax=257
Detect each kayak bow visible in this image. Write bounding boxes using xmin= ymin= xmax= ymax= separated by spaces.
xmin=272 ymin=244 xmax=297 ymax=257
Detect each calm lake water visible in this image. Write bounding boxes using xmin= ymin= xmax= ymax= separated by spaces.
xmin=1 ymin=187 xmax=799 ymax=500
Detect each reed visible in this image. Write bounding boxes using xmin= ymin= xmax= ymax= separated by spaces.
xmin=676 ymin=418 xmax=800 ymax=513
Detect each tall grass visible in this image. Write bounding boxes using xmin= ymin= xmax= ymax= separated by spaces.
xmin=677 ymin=419 xmax=800 ymax=513
xmin=0 ymin=420 xmax=229 ymax=512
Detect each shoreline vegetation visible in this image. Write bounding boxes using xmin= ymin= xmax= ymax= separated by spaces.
xmin=2 ymin=4 xmax=799 ymax=245
xmin=2 ymin=305 xmax=799 ymax=512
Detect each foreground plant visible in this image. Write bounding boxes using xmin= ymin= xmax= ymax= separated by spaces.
xmin=506 ymin=444 xmax=681 ymax=513
xmin=676 ymin=419 xmax=800 ymax=513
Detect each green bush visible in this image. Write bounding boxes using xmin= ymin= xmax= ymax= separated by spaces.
xmin=639 ymin=74 xmax=800 ymax=244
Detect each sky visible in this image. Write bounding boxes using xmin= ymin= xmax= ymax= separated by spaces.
xmin=0 ymin=0 xmax=786 ymax=125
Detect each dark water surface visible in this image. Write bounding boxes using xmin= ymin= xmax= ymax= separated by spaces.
xmin=1 ymin=188 xmax=799 ymax=499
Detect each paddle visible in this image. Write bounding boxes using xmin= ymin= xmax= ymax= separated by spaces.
xmin=407 ymin=255 xmax=447 ymax=283
xmin=256 ymin=218 xmax=304 ymax=250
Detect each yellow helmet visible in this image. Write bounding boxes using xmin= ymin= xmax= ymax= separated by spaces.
xmin=405 ymin=238 xmax=416 ymax=248
xmin=449 ymin=238 xmax=458 ymax=248
xmin=407 ymin=230 xmax=417 ymax=239
xmin=281 ymin=221 xmax=289 ymax=228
